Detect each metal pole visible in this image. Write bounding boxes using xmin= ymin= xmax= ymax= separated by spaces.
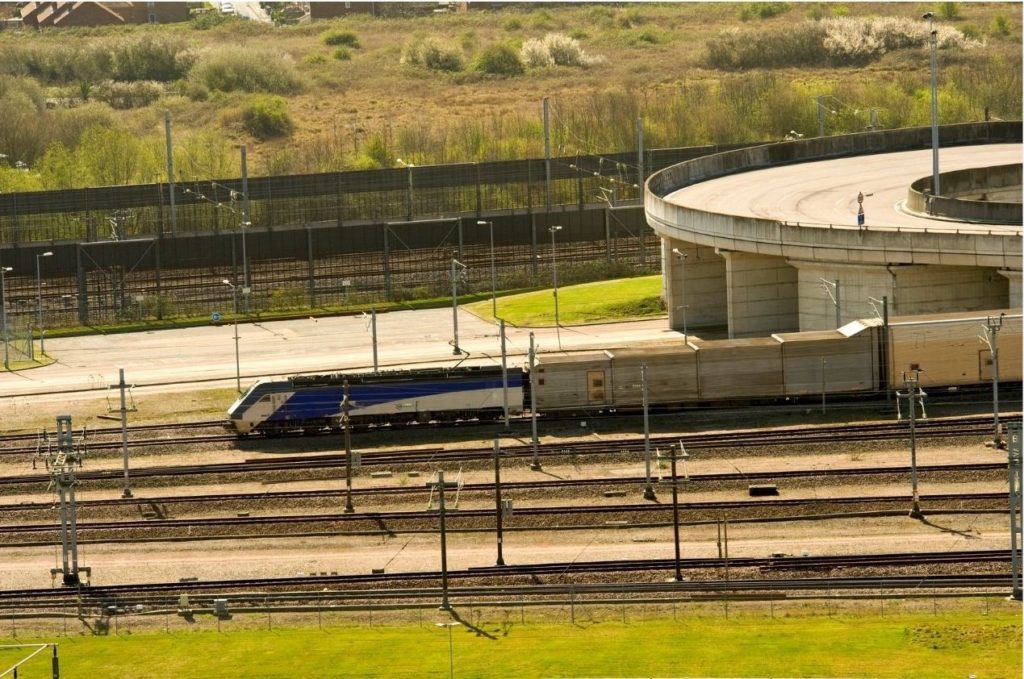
xmin=986 ymin=314 xmax=1004 ymax=447
xmin=543 ymin=97 xmax=551 ymax=211
xmin=642 ymin=363 xmax=656 ymax=500
xmin=670 ymin=446 xmax=683 ymax=581
xmin=1007 ymin=421 xmax=1022 ymax=601
xmin=164 ymin=111 xmax=176 ymax=234
xmin=500 ymin=319 xmax=509 ymax=430
xmin=451 ymin=258 xmax=461 ymax=355
xmin=550 ymin=225 xmax=561 ymax=348
xmin=494 ymin=436 xmax=505 ymax=566
xmin=479 ymin=220 xmax=496 ymax=319
xmin=672 ymin=248 xmax=688 ymax=341
xmin=343 ymin=380 xmax=354 ymax=513
xmin=821 ymin=358 xmax=826 ymax=415
xmin=437 ymin=471 xmax=451 ymax=610
xmin=529 ymin=332 xmax=541 ymax=471
xmin=1 ymin=266 xmax=10 ymax=371
xmin=232 ymin=292 xmax=240 ymax=394
xmin=240 ymin=145 xmax=250 ymax=292
xmin=636 ymin=117 xmax=644 ymax=201
xmin=834 ymin=278 xmax=840 ymax=328
xmin=926 ymin=12 xmax=940 ymax=197
xmin=118 ymin=368 xmax=132 ymax=498
xmin=817 ymin=95 xmax=826 ymax=137
xmin=903 ymin=371 xmax=924 ymax=519
xmin=882 ymin=295 xmax=890 ymax=402
xmin=371 ymin=308 xmax=379 ymax=374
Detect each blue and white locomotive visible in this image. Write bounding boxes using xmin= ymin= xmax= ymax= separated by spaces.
xmin=228 ymin=365 xmax=524 ymax=435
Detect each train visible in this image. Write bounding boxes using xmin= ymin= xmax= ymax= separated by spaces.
xmin=227 ymin=309 xmax=1021 ymax=435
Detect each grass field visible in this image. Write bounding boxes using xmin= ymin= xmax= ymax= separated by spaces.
xmin=466 ymin=275 xmax=664 ymax=326
xmin=2 ymin=607 xmax=1020 ymax=678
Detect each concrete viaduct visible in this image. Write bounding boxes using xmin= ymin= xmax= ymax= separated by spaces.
xmin=645 ymin=122 xmax=1022 ymax=338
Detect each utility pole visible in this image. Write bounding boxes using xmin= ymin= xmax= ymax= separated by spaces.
xmin=493 ymin=436 xmax=505 ymax=567
xmin=110 ymin=368 xmax=136 ymax=498
xmin=38 ymin=416 xmax=91 ymax=586
xmin=529 ymin=332 xmax=541 ymax=471
xmin=641 ymin=363 xmax=656 ymax=501
xmin=983 ymin=314 xmax=1005 ymax=447
xmin=1007 ymin=420 xmax=1021 ymax=601
xmin=670 ymin=443 xmax=689 ymax=582
xmin=342 ymin=380 xmax=354 ymax=514
xmin=896 ymin=370 xmax=925 ymax=519
xmin=427 ymin=471 xmax=454 ymax=610
xmin=500 ymin=319 xmax=509 ymax=431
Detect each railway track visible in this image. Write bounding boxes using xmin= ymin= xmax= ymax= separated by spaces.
xmin=0 ymin=491 xmax=1007 ymax=540
xmin=0 ymin=463 xmax=1006 ymax=512
xmin=0 ymin=413 xmax=1006 ymax=457
xmin=0 ymin=551 xmax=1010 ymax=607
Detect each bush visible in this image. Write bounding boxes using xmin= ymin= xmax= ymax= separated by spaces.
xmin=321 ymin=29 xmax=360 ymax=48
xmin=304 ymin=53 xmax=328 ymax=65
xmin=401 ymin=38 xmax=464 ymax=72
xmin=93 ymin=79 xmax=164 ymax=109
xmin=269 ymin=285 xmax=306 ymax=310
xmin=242 ymin=95 xmax=294 ymax=139
xmin=521 ymin=33 xmax=603 ymax=68
xmin=939 ymin=2 xmax=961 ymax=21
xmin=190 ymin=47 xmax=302 ymax=94
xmin=190 ymin=10 xmax=229 ymax=30
xmin=502 ymin=18 xmax=522 ymax=31
xmin=110 ymin=35 xmax=189 ymax=82
xmin=332 ymin=48 xmax=352 ymax=61
xmin=991 ymin=14 xmax=1010 ymax=37
xmin=739 ymin=2 xmax=790 ymax=21
xmin=472 ymin=43 xmax=524 ymax=76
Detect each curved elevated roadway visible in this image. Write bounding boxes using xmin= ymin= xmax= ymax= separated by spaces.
xmin=646 ymin=123 xmax=1022 ymax=337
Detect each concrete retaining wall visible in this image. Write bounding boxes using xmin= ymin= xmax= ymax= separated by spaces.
xmin=907 ymin=163 xmax=1022 ymax=224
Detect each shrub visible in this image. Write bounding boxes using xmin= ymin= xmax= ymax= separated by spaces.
xmin=739 ymin=2 xmax=790 ymax=21
xmin=502 ymin=18 xmax=522 ymax=31
xmin=991 ymin=14 xmax=1010 ymax=36
xmin=321 ymin=29 xmax=360 ymax=48
xmin=269 ymin=285 xmax=306 ymax=310
xmin=939 ymin=2 xmax=961 ymax=21
xmin=190 ymin=10 xmax=229 ymax=30
xmin=93 ymin=79 xmax=164 ymax=109
xmin=401 ymin=38 xmax=463 ymax=72
xmin=332 ymin=48 xmax=352 ymax=61
xmin=472 ymin=43 xmax=524 ymax=76
xmin=521 ymin=33 xmax=603 ymax=68
xmin=110 ymin=35 xmax=189 ymax=82
xmin=304 ymin=53 xmax=328 ymax=65
xmin=242 ymin=95 xmax=294 ymax=139
xmin=190 ymin=46 xmax=302 ymax=94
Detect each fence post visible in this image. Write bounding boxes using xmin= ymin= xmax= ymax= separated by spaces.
xmin=306 ymin=227 xmax=315 ymax=308
xmin=75 ymin=244 xmax=88 ymax=326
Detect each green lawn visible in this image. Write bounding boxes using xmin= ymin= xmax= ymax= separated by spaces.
xmin=4 ymin=608 xmax=1020 ymax=678
xmin=466 ymin=275 xmax=665 ymax=326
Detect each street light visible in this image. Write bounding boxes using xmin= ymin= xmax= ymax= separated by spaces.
xmin=549 ymin=225 xmax=562 ymax=347
xmin=221 ymin=279 xmax=241 ymax=393
xmin=450 ymin=257 xmax=467 ymax=355
xmin=435 ymin=621 xmax=461 ymax=679
xmin=1 ymin=265 xmax=11 ymax=370
xmin=671 ymin=248 xmax=688 ymax=342
xmin=923 ymin=11 xmax=940 ymax=199
xmin=477 ymin=220 xmax=497 ymax=319
xmin=35 ymin=251 xmax=52 ymax=356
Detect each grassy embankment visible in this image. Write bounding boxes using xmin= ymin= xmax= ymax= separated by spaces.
xmin=466 ymin=274 xmax=663 ymax=326
xmin=2 ymin=608 xmax=1020 ymax=678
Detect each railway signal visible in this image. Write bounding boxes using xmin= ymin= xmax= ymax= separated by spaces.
xmin=108 ymin=368 xmax=137 ymax=498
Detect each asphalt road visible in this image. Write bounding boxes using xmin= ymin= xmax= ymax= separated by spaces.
xmin=665 ymin=143 xmax=1022 ymax=232
xmin=0 ymin=309 xmax=681 ymax=400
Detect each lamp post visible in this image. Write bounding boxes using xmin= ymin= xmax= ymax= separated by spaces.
xmin=1 ymin=265 xmax=11 ymax=370
xmin=36 ymin=251 xmax=52 ymax=354
xmin=671 ymin=248 xmax=688 ymax=342
xmin=478 ymin=220 xmax=497 ymax=319
xmin=549 ymin=225 xmax=562 ymax=347
xmin=923 ymin=11 xmax=940 ymax=198
xmin=450 ymin=258 xmax=466 ymax=355
xmin=222 ymin=279 xmax=241 ymax=393
xmin=435 ymin=621 xmax=461 ymax=679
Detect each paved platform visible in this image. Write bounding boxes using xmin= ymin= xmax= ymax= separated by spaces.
xmin=0 ymin=309 xmax=683 ymax=400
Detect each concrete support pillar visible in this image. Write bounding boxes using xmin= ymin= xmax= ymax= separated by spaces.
xmin=661 ymin=238 xmax=726 ymax=335
xmin=793 ymin=261 xmax=1013 ymax=331
xmin=999 ymin=269 xmax=1022 ymax=309
xmin=720 ymin=250 xmax=798 ymax=338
